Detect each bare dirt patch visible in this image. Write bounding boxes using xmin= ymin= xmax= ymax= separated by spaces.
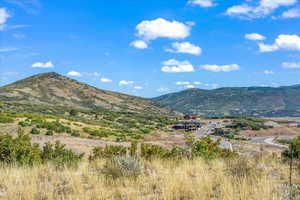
xmin=239 ymin=126 xmax=300 ymax=137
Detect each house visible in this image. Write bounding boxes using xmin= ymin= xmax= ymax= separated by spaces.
xmin=184 ymin=114 xmax=198 ymax=120
xmin=172 ymin=121 xmax=203 ymax=131
xmin=173 ymin=123 xmax=186 ymax=130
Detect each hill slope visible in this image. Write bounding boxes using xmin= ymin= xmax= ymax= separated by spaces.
xmin=152 ymin=86 xmax=300 ymax=117
xmin=0 ymin=72 xmax=174 ymax=115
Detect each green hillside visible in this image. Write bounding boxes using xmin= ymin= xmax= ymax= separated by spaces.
xmin=152 ymin=86 xmax=300 ymax=117
xmin=0 ymin=72 xmax=176 ymax=116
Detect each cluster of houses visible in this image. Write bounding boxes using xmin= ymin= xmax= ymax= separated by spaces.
xmin=172 ymin=114 xmax=204 ymax=132
xmin=171 ymin=114 xmax=229 ymax=132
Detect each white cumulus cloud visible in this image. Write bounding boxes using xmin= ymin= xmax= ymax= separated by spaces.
xmin=0 ymin=47 xmax=19 ymax=52
xmin=264 ymin=70 xmax=274 ymax=75
xmin=245 ymin=33 xmax=266 ymax=41
xmin=157 ymin=87 xmax=170 ymax=93
xmin=119 ymin=80 xmax=134 ymax=86
xmin=161 ymin=59 xmax=195 ymax=73
xmin=32 ymin=61 xmax=54 ymax=68
xmin=204 ymin=83 xmax=220 ymax=89
xmin=259 ymin=34 xmax=300 ymax=52
xmin=0 ymin=8 xmax=10 ymax=31
xmin=166 ymin=42 xmax=202 ymax=55
xmin=282 ymin=62 xmax=300 ymax=68
xmin=100 ymin=78 xmax=112 ymax=83
xmin=185 ymin=85 xmax=195 ymax=89
xmin=194 ymin=81 xmax=202 ymax=85
xmin=176 ymin=81 xmax=190 ymax=85
xmin=135 ymin=18 xmax=192 ymax=41
xmin=282 ymin=8 xmax=300 ymax=18
xmin=188 ymin=0 xmax=215 ymax=7
xmin=134 ymin=86 xmax=143 ymax=90
xmin=67 ymin=71 xmax=82 ymax=77
xmin=13 ymin=33 xmax=25 ymax=38
xmin=226 ymin=0 xmax=297 ymax=18
xmin=226 ymin=5 xmax=253 ymax=16
xmin=130 ymin=40 xmax=148 ymax=49
xmin=83 ymin=72 xmax=101 ymax=76
xmin=202 ymin=64 xmax=240 ymax=72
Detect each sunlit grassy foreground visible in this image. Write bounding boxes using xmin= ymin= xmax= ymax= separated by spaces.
xmin=0 ymin=156 xmax=298 ymax=200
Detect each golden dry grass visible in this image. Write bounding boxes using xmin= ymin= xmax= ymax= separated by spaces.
xmin=0 ymin=156 xmax=298 ymax=200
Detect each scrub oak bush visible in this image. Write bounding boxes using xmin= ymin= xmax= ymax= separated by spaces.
xmin=0 ymin=130 xmax=83 ymax=166
xmin=19 ymin=117 xmax=72 ymax=134
xmin=90 ymin=136 xmax=236 ymax=160
xmin=31 ymin=127 xmax=40 ymax=135
xmin=191 ymin=137 xmax=236 ymax=159
xmin=89 ymin=145 xmax=128 ymax=160
xmin=0 ymin=113 xmax=14 ymax=123
xmin=0 ymin=131 xmax=42 ymax=165
xmin=41 ymin=142 xmax=84 ymax=167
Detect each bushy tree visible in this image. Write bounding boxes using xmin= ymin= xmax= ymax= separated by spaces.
xmin=0 ymin=130 xmax=83 ymax=167
xmin=0 ymin=130 xmax=42 ymax=165
xmin=282 ymin=137 xmax=300 ymax=159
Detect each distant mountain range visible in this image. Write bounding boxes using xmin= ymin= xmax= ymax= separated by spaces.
xmin=0 ymin=72 xmax=175 ymax=116
xmin=152 ymin=86 xmax=300 ymax=117
xmin=2 ymin=72 xmax=300 ymax=117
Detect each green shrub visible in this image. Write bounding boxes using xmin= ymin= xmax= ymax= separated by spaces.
xmin=30 ymin=128 xmax=40 ymax=135
xmin=282 ymin=137 xmax=300 ymax=159
xmin=0 ymin=131 xmax=42 ymax=165
xmin=36 ymin=120 xmax=71 ymax=133
xmin=0 ymin=130 xmax=83 ymax=167
xmin=83 ymin=127 xmax=110 ymax=138
xmin=18 ymin=121 xmax=31 ymax=127
xmin=90 ymin=137 xmax=236 ymax=161
xmin=89 ymin=145 xmax=128 ymax=160
xmin=71 ymin=131 xmax=80 ymax=137
xmin=41 ymin=141 xmax=84 ymax=167
xmin=116 ymin=136 xmax=127 ymax=142
xmin=140 ymin=128 xmax=152 ymax=134
xmin=140 ymin=143 xmax=169 ymax=159
xmin=69 ymin=109 xmax=78 ymax=117
xmin=228 ymin=118 xmax=269 ymax=131
xmin=191 ymin=137 xmax=236 ymax=159
xmin=46 ymin=130 xmax=54 ymax=136
xmin=0 ymin=114 xmax=14 ymax=123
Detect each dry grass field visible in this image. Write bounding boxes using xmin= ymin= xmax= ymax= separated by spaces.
xmin=0 ymin=156 xmax=299 ymax=200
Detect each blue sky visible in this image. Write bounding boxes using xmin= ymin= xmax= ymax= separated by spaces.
xmin=1 ymin=0 xmax=300 ymax=97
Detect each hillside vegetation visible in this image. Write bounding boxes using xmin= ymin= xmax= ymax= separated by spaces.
xmin=0 ymin=72 xmax=176 ymax=116
xmin=152 ymin=86 xmax=300 ymax=117
xmin=0 ymin=109 xmax=177 ymax=143
xmin=0 ymin=72 xmax=180 ymax=142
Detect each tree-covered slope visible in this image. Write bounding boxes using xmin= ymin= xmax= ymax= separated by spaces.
xmin=152 ymin=86 xmax=300 ymax=117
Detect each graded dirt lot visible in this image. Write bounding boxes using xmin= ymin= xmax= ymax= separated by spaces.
xmin=240 ymin=126 xmax=300 ymax=137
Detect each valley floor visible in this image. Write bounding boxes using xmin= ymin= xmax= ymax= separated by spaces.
xmin=0 ymin=157 xmax=299 ymax=200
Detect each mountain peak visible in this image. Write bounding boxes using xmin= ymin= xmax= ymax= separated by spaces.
xmin=36 ymin=71 xmax=61 ymax=78
xmin=0 ymin=72 xmax=174 ymax=115
xmin=25 ymin=72 xmax=62 ymax=80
